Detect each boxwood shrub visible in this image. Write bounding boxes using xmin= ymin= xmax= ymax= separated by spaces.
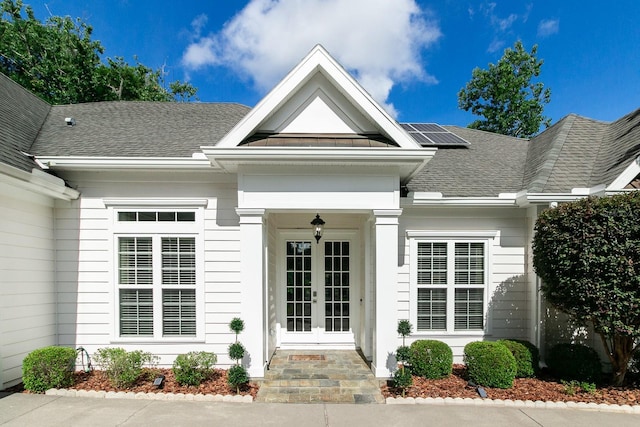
xmin=497 ymin=339 xmax=538 ymax=378
xmin=464 ymin=341 xmax=516 ymax=389
xmin=546 ymin=343 xmax=601 ymax=383
xmin=172 ymin=351 xmax=217 ymax=386
xmin=409 ymin=340 xmax=452 ymax=379
xmin=22 ymin=346 xmax=77 ymax=393
xmin=93 ymin=347 xmax=158 ymax=388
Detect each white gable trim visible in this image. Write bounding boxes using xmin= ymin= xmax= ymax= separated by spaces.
xmin=210 ymin=45 xmax=419 ymax=149
xmin=0 ymin=163 xmax=79 ymax=200
xmin=606 ymin=156 xmax=640 ymax=191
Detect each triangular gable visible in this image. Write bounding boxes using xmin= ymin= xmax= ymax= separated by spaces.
xmin=212 ymin=45 xmax=419 ymax=149
xmin=607 ymin=156 xmax=640 ymax=191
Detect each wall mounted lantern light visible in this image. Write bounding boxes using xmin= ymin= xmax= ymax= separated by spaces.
xmin=310 ymin=214 xmax=325 ymax=244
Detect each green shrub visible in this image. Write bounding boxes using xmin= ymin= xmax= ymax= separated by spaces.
xmin=393 ymin=367 xmax=413 ymax=395
xmin=497 ymin=339 xmax=538 ymax=378
xmin=546 ymin=343 xmax=601 ymax=383
xmin=396 ymin=345 xmax=411 ymax=363
xmin=172 ymin=351 xmax=217 ymax=386
xmin=464 ymin=341 xmax=517 ymax=389
xmin=227 ymin=364 xmax=248 ymax=393
xmin=409 ymin=340 xmax=453 ymax=379
xmin=22 ymin=346 xmax=77 ymax=393
xmin=93 ymin=347 xmax=158 ymax=388
xmin=228 ymin=342 xmax=246 ymax=361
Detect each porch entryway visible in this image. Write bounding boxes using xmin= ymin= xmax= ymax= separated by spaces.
xmin=276 ymin=230 xmax=360 ymax=349
xmin=255 ymin=350 xmax=384 ymax=403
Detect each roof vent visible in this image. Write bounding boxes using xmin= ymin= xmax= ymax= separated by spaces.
xmin=65 ymin=117 xmax=75 ymax=126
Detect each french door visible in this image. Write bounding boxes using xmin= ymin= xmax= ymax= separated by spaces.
xmin=277 ymin=231 xmax=358 ymax=347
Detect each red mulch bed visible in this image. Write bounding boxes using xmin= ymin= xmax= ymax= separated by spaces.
xmin=8 ymin=368 xmax=258 ymax=399
xmin=382 ymin=365 xmax=640 ymax=405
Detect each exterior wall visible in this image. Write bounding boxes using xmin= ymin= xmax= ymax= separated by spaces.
xmin=397 ymin=206 xmax=529 ymax=361
xmin=54 ymin=171 xmax=244 ymax=367
xmin=0 ymin=181 xmax=57 ymax=389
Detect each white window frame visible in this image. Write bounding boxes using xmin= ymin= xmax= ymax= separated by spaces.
xmin=107 ymin=202 xmax=205 ymax=343
xmin=408 ymin=230 xmax=497 ymax=336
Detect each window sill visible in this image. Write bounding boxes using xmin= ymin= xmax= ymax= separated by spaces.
xmin=111 ymin=337 xmax=205 ymax=344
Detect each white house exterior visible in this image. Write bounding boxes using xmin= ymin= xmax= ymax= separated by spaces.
xmin=1 ymin=45 xmax=639 ymax=389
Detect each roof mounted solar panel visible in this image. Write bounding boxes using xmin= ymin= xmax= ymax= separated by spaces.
xmin=401 ymin=123 xmax=470 ymax=147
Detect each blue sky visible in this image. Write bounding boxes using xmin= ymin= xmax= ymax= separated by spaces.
xmin=26 ymin=0 xmax=640 ymax=128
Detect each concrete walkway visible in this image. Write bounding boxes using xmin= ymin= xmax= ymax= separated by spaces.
xmin=1 ymin=392 xmax=639 ymax=426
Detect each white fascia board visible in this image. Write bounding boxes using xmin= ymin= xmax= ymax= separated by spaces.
xmin=35 ymin=156 xmax=212 ymax=171
xmin=0 ymin=163 xmax=79 ymax=200
xmin=202 ymin=146 xmax=435 ymax=181
xmin=523 ymin=186 xmax=607 ymax=205
xmin=606 ymin=156 xmax=640 ymax=191
xmin=212 ymin=45 xmax=420 ymax=149
xmin=406 ymin=191 xmax=518 ymax=207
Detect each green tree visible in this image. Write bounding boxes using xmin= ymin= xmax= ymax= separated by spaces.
xmin=0 ymin=0 xmax=197 ymax=103
xmin=458 ymin=40 xmax=551 ymax=138
xmin=532 ymin=192 xmax=640 ymax=385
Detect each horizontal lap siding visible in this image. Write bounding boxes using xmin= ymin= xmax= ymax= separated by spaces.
xmin=0 ymin=185 xmax=57 ymax=389
xmin=398 ymin=207 xmax=529 ymax=362
xmin=54 ymin=172 xmax=242 ymax=367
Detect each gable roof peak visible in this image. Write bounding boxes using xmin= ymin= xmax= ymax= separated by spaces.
xmin=210 ymin=45 xmax=420 ymax=149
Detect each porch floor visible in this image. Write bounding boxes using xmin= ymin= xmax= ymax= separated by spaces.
xmin=255 ymin=350 xmax=384 ymax=404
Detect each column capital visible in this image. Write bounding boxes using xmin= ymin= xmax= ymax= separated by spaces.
xmin=373 ymin=209 xmax=402 ymax=225
xmin=236 ymin=208 xmax=266 ymax=224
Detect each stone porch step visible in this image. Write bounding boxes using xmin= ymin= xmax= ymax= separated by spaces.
xmin=255 ymin=350 xmax=384 ymax=404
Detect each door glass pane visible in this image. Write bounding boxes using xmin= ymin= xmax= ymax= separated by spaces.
xmin=324 ymin=241 xmax=350 ymax=332
xmin=286 ymin=241 xmax=312 ymax=332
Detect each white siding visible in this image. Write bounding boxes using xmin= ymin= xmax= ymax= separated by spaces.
xmin=0 ymin=182 xmax=57 ymax=389
xmin=398 ymin=206 xmax=529 ymax=362
xmin=54 ymin=171 xmax=244 ymax=367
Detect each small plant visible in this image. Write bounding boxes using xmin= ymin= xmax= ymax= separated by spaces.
xmin=227 ymin=317 xmax=248 ymax=393
xmin=172 ymin=351 xmax=217 ymax=386
xmin=546 ymin=343 xmax=601 ymax=383
xmin=409 ymin=340 xmax=453 ymax=379
xmin=464 ymin=341 xmax=516 ymax=389
xmin=394 ymin=320 xmax=413 ymax=396
xmin=560 ymin=380 xmax=597 ymax=395
xmin=22 ymin=346 xmax=77 ymax=393
xmin=581 ymin=381 xmax=597 ymax=394
xmin=561 ymin=379 xmax=579 ymax=396
xmin=497 ymin=339 xmax=538 ymax=378
xmin=93 ymin=347 xmax=158 ymax=388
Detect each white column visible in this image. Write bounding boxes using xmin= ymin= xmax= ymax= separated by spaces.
xmin=372 ymin=209 xmax=402 ymax=377
xmin=236 ymin=208 xmax=266 ymax=378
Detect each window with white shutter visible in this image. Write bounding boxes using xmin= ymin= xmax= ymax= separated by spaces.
xmin=413 ymin=237 xmax=488 ymax=333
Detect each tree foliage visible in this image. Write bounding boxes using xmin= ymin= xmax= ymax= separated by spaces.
xmin=458 ymin=40 xmax=551 ymax=138
xmin=0 ymin=0 xmax=197 ymax=103
xmin=532 ymin=191 xmax=640 ymax=385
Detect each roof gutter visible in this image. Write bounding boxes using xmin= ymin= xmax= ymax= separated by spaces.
xmin=0 ymin=163 xmax=79 ymax=201
xmin=34 ymin=154 xmax=212 ymax=171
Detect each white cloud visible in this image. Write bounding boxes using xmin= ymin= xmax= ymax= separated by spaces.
xmin=487 ymin=38 xmax=505 ymax=54
xmin=181 ymin=0 xmax=441 ymax=117
xmin=537 ymin=19 xmax=559 ymax=37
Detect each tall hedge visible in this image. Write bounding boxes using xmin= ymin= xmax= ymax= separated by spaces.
xmin=533 ymin=191 xmax=640 ymax=385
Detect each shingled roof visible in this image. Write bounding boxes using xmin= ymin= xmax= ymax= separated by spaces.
xmin=31 ymin=101 xmax=250 ymax=157
xmin=406 ymin=126 xmax=529 ymax=197
xmin=0 ymin=73 xmax=51 ymax=172
xmin=1 ymin=71 xmax=638 ymax=198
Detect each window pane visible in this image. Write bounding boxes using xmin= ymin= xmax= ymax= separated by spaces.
xmin=454 ymin=242 xmax=484 ymax=285
xmin=118 ymin=212 xmax=137 ymax=221
xmin=162 ymin=237 xmax=196 ymax=285
xmin=417 ymin=288 xmax=446 ymax=330
xmin=120 ymin=289 xmax=153 ymax=336
xmin=177 ymin=212 xmax=195 ymax=222
xmin=163 ymin=289 xmax=196 ymax=336
xmin=454 ymin=288 xmax=484 ymax=330
xmin=119 ymin=237 xmax=152 ymax=285
xmin=417 ymin=242 xmax=447 ymax=285
xmin=138 ymin=212 xmax=156 ymax=221
xmin=158 ymin=212 xmax=175 ymax=221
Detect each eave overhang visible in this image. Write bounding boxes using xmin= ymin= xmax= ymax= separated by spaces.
xmin=201 ymin=146 xmax=436 ymax=184
xmin=34 ymin=155 xmax=212 ymax=171
xmin=0 ymin=163 xmax=79 ymax=201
